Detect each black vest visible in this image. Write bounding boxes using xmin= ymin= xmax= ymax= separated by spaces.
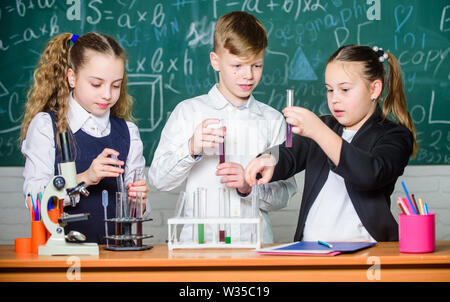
xmin=50 ymin=112 xmax=130 ymax=243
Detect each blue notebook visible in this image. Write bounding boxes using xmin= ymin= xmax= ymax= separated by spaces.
xmin=256 ymin=241 xmax=376 ymax=255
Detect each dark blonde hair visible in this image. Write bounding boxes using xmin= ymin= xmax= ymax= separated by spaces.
xmin=20 ymin=32 xmax=134 ymax=143
xmin=327 ymin=45 xmax=418 ymax=157
xmin=214 ymin=11 xmax=267 ymax=57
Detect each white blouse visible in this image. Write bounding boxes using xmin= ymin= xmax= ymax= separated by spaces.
xmin=21 ymin=93 xmax=145 ymax=204
xmin=302 ymin=129 xmax=376 ymax=242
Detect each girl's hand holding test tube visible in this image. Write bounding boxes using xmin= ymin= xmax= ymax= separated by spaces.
xmin=128 ymin=169 xmax=149 ymax=210
xmin=282 ymin=106 xmax=342 ymax=166
xmin=77 ymin=148 xmax=124 ymax=187
xmin=244 ymin=154 xmax=277 ymax=187
xmin=282 ymin=106 xmax=325 ymax=140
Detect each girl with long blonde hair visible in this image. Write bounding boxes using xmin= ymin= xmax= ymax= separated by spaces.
xmin=21 ymin=32 xmax=148 ymax=243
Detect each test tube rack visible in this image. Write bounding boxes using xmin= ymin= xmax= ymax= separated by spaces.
xmin=167 ymin=216 xmax=262 ymax=250
xmin=103 ymin=217 xmax=153 ymax=251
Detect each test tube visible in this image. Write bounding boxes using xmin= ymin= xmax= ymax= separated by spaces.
xmin=197 ymin=187 xmax=207 ymax=244
xmin=286 ymin=89 xmax=294 ymax=148
xmin=251 ymin=185 xmax=260 ymax=218
xmin=219 ymin=119 xmax=225 ymax=164
xmin=115 ymin=192 xmax=125 ymax=245
xmin=102 ymin=190 xmax=109 ymax=247
xmin=251 ymin=185 xmax=260 ymax=244
xmin=135 ymin=191 xmax=143 ymax=247
xmin=218 ymin=188 xmax=229 ymax=243
xmin=225 ymin=195 xmax=231 ymax=244
xmin=115 ymin=192 xmax=125 ymax=219
xmin=112 ymin=154 xmax=125 ymax=193
xmin=129 ymin=168 xmax=145 ymax=219
xmin=192 ymin=191 xmax=198 ymax=243
xmin=174 ymin=191 xmax=187 ymax=218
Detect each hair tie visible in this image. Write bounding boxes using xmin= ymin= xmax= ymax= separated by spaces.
xmin=373 ymin=46 xmax=388 ymax=62
xmin=70 ymin=34 xmax=79 ymax=44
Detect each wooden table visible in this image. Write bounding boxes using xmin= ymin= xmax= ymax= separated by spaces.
xmin=1 ymin=242 xmax=450 ymax=282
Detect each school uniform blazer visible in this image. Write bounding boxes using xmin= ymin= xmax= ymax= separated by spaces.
xmin=266 ymin=105 xmax=413 ymax=242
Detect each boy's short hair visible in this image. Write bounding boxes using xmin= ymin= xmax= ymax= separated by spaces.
xmin=214 ymin=11 xmax=267 ymax=57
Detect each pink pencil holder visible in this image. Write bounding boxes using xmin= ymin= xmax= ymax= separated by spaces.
xmin=399 ymin=213 xmax=435 ymax=253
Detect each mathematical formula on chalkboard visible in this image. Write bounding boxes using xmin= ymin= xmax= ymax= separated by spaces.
xmin=0 ymin=0 xmax=449 ymax=165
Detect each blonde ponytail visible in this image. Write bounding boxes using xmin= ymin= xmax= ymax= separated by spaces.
xmin=20 ymin=33 xmax=72 ymax=142
xmin=383 ymin=52 xmax=418 ymax=157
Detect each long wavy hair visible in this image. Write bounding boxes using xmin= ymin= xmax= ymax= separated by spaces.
xmin=327 ymin=45 xmax=418 ymax=157
xmin=20 ymin=32 xmax=134 ymax=146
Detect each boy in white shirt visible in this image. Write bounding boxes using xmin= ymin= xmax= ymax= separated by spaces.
xmin=148 ymin=11 xmax=297 ymax=243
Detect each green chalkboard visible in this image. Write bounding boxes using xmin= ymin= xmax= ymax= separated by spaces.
xmin=0 ymin=0 xmax=449 ymax=166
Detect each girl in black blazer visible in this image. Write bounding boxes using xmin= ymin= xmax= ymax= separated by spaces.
xmin=245 ymin=45 xmax=418 ymax=242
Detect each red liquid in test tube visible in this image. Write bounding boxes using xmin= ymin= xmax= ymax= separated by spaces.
xmin=286 ymin=89 xmax=294 ymax=148
xmin=219 ymin=230 xmax=225 ymax=242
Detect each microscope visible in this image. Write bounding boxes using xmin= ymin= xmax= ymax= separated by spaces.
xmin=38 ymin=132 xmax=99 ymax=255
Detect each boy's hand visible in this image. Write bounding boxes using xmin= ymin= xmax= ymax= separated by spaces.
xmin=189 ymin=118 xmax=226 ymax=157
xmin=216 ymin=162 xmax=252 ymax=194
xmin=244 ymin=154 xmax=277 ymax=187
xmin=78 ymin=148 xmax=124 ymax=187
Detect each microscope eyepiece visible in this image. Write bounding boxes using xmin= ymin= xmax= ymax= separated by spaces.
xmin=59 ymin=132 xmax=72 ymax=163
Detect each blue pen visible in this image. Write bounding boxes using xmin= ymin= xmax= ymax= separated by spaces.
xmin=423 ymin=203 xmax=429 ymax=215
xmin=318 ymin=240 xmax=333 ymax=248
xmin=401 ymin=181 xmax=417 ymax=215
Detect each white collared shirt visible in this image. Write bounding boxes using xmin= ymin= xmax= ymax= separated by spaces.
xmin=22 ymin=93 xmax=145 ymax=203
xmin=148 ymin=85 xmax=297 ymax=243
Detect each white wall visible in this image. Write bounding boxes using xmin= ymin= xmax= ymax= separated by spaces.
xmin=1 ymin=166 xmax=449 ymax=244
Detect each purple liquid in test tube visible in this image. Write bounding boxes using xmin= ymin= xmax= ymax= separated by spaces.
xmin=219 ymin=120 xmax=225 ymax=163
xmin=286 ymin=89 xmax=294 ymax=147
xmin=219 ymin=141 xmax=225 ymax=163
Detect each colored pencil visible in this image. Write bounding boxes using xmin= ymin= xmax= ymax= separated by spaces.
xmin=418 ymin=198 xmax=425 ymax=215
xmin=403 ymin=198 xmax=414 ymax=216
xmin=36 ymin=192 xmax=41 ymax=221
xmin=401 ymin=182 xmax=417 ymax=215
xmin=423 ymin=203 xmax=429 ymax=215
xmin=411 ymin=194 xmax=420 ymax=215
xmin=397 ymin=197 xmax=410 ymax=215
xmin=26 ymin=194 xmax=34 ymax=221
xmin=28 ymin=193 xmax=37 ymax=221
